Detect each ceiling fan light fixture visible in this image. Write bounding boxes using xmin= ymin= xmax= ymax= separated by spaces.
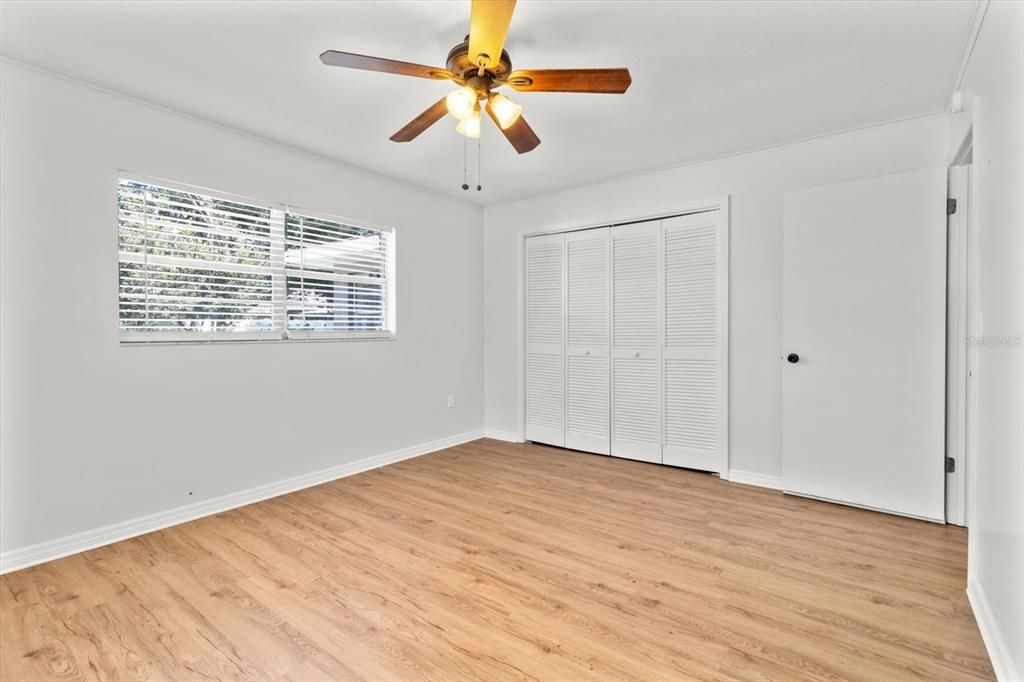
xmin=446 ymin=85 xmax=478 ymax=120
xmin=489 ymin=92 xmax=522 ymax=129
xmin=319 ymin=0 xmax=631 ymax=156
xmin=456 ymin=109 xmax=481 ymax=138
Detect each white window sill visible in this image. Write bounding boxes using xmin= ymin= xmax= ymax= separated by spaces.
xmin=120 ymin=332 xmax=397 ymax=346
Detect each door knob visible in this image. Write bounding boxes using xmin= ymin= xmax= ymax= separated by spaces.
xmin=787 ymin=353 xmax=800 ymax=364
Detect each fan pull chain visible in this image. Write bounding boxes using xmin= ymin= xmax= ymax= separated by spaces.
xmin=461 ymin=133 xmax=469 ymax=191
xmin=476 ymin=134 xmax=482 ymax=192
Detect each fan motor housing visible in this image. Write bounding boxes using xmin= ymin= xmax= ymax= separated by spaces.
xmin=446 ymin=38 xmax=512 ymax=82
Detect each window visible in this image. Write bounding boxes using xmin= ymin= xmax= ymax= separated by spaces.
xmin=117 ymin=177 xmax=395 ymax=342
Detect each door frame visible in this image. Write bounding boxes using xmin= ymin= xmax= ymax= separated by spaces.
xmin=946 ymin=127 xmax=974 ymax=526
xmin=514 ymin=196 xmax=730 ymax=476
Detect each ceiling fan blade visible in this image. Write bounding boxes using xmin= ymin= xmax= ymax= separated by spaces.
xmin=320 ymin=50 xmax=453 ymax=80
xmin=506 ymin=68 xmax=632 ymax=93
xmin=485 ymin=102 xmax=540 ymax=154
xmin=390 ymin=97 xmax=449 ymax=142
xmin=468 ymin=0 xmax=517 ymax=70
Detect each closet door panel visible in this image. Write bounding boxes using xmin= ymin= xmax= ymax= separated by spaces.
xmin=566 ymin=356 xmax=609 ymax=453
xmin=610 ymin=221 xmax=662 ymax=463
xmin=662 ymin=211 xmax=726 ymax=472
xmin=611 ymin=354 xmax=660 ymax=461
xmin=565 ymin=229 xmax=610 ymax=454
xmin=525 ymin=233 xmax=565 ymax=446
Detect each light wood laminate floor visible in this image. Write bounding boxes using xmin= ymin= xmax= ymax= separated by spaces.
xmin=0 ymin=439 xmax=993 ymax=681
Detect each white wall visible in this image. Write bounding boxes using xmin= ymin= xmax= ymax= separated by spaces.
xmin=0 ymin=62 xmax=484 ymax=557
xmin=960 ymin=2 xmax=1024 ymax=680
xmin=483 ymin=115 xmax=950 ymax=477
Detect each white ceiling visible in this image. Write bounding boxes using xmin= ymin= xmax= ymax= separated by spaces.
xmin=1 ymin=0 xmax=976 ymax=205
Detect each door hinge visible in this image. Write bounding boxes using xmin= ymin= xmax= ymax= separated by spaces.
xmin=947 ymin=198 xmax=958 ymax=215
xmin=945 ymin=456 xmax=956 ymax=473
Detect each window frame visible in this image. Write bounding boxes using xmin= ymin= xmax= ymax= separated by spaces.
xmin=117 ymin=173 xmax=397 ymax=345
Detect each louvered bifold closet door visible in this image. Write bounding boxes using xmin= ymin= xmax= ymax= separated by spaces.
xmin=565 ymin=228 xmax=610 ymax=454
xmin=610 ymin=221 xmax=663 ymax=463
xmin=525 ymin=233 xmax=566 ymax=446
xmin=662 ymin=211 xmax=727 ymax=472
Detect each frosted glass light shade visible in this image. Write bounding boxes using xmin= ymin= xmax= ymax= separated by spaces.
xmin=489 ymin=93 xmax=522 ymax=129
xmin=446 ymin=86 xmax=477 ymax=121
xmin=456 ymin=110 xmax=481 ymax=138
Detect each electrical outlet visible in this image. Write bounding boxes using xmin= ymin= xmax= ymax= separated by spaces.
xmin=447 ymin=394 xmax=455 ymax=408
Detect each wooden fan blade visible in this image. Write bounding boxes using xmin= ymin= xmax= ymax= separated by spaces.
xmin=506 ymin=68 xmax=632 ymax=93
xmin=320 ymin=50 xmax=452 ymax=80
xmin=485 ymin=102 xmax=540 ymax=154
xmin=390 ymin=97 xmax=449 ymax=142
xmin=468 ymin=0 xmax=517 ymax=70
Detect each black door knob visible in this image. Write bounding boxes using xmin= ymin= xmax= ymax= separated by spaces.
xmin=787 ymin=353 xmax=800 ymax=364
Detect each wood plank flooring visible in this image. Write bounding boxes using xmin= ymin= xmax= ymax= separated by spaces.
xmin=0 ymin=439 xmax=993 ymax=681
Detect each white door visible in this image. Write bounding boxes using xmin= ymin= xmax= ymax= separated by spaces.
xmin=662 ymin=211 xmax=727 ymax=472
xmin=611 ymin=221 xmax=662 ymax=463
xmin=565 ymin=228 xmax=610 ymax=454
xmin=782 ymin=168 xmax=947 ymax=521
xmin=525 ymin=233 xmax=565 ymax=447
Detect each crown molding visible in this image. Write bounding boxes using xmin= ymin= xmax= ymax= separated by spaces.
xmin=485 ymin=109 xmax=949 ymax=209
xmin=0 ymin=54 xmax=483 ymax=208
xmin=948 ymin=0 xmax=991 ymax=104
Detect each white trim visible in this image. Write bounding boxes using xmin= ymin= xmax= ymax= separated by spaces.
xmin=946 ymin=164 xmax=971 ymax=526
xmin=0 ymin=56 xmax=953 ymax=209
xmin=948 ymin=1 xmax=991 ymax=104
xmin=949 ymin=126 xmax=975 ymax=168
xmin=515 ymin=197 xmax=730 ymax=470
xmin=487 ymin=113 xmax=948 ymax=209
xmin=485 ymin=429 xmax=524 ymax=443
xmin=118 ymin=333 xmax=398 ymax=347
xmin=0 ymin=56 xmax=467 ymax=207
xmin=727 ymin=469 xmax=783 ymax=490
xmin=719 ymin=201 xmax=731 ymax=475
xmin=0 ymin=429 xmax=485 ymax=575
xmin=286 ymin=330 xmax=396 ymax=342
xmin=967 ymin=580 xmax=1021 ymax=682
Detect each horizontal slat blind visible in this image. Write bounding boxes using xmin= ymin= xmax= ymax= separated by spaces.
xmin=285 ymin=212 xmax=391 ymax=334
xmin=118 ymin=178 xmax=394 ymax=341
xmin=118 ymin=179 xmax=278 ymax=335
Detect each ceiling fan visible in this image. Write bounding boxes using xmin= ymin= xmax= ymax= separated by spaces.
xmin=319 ymin=0 xmax=632 ymax=155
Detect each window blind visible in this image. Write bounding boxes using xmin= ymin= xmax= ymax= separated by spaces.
xmin=284 ymin=212 xmax=391 ymax=336
xmin=118 ymin=177 xmax=394 ymax=342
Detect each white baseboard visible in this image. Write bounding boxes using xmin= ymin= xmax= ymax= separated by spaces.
xmin=485 ymin=429 xmax=524 ymax=443
xmin=0 ymin=429 xmax=485 ymax=575
xmin=727 ymin=469 xmax=783 ymax=490
xmin=967 ymin=579 xmax=1021 ymax=682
